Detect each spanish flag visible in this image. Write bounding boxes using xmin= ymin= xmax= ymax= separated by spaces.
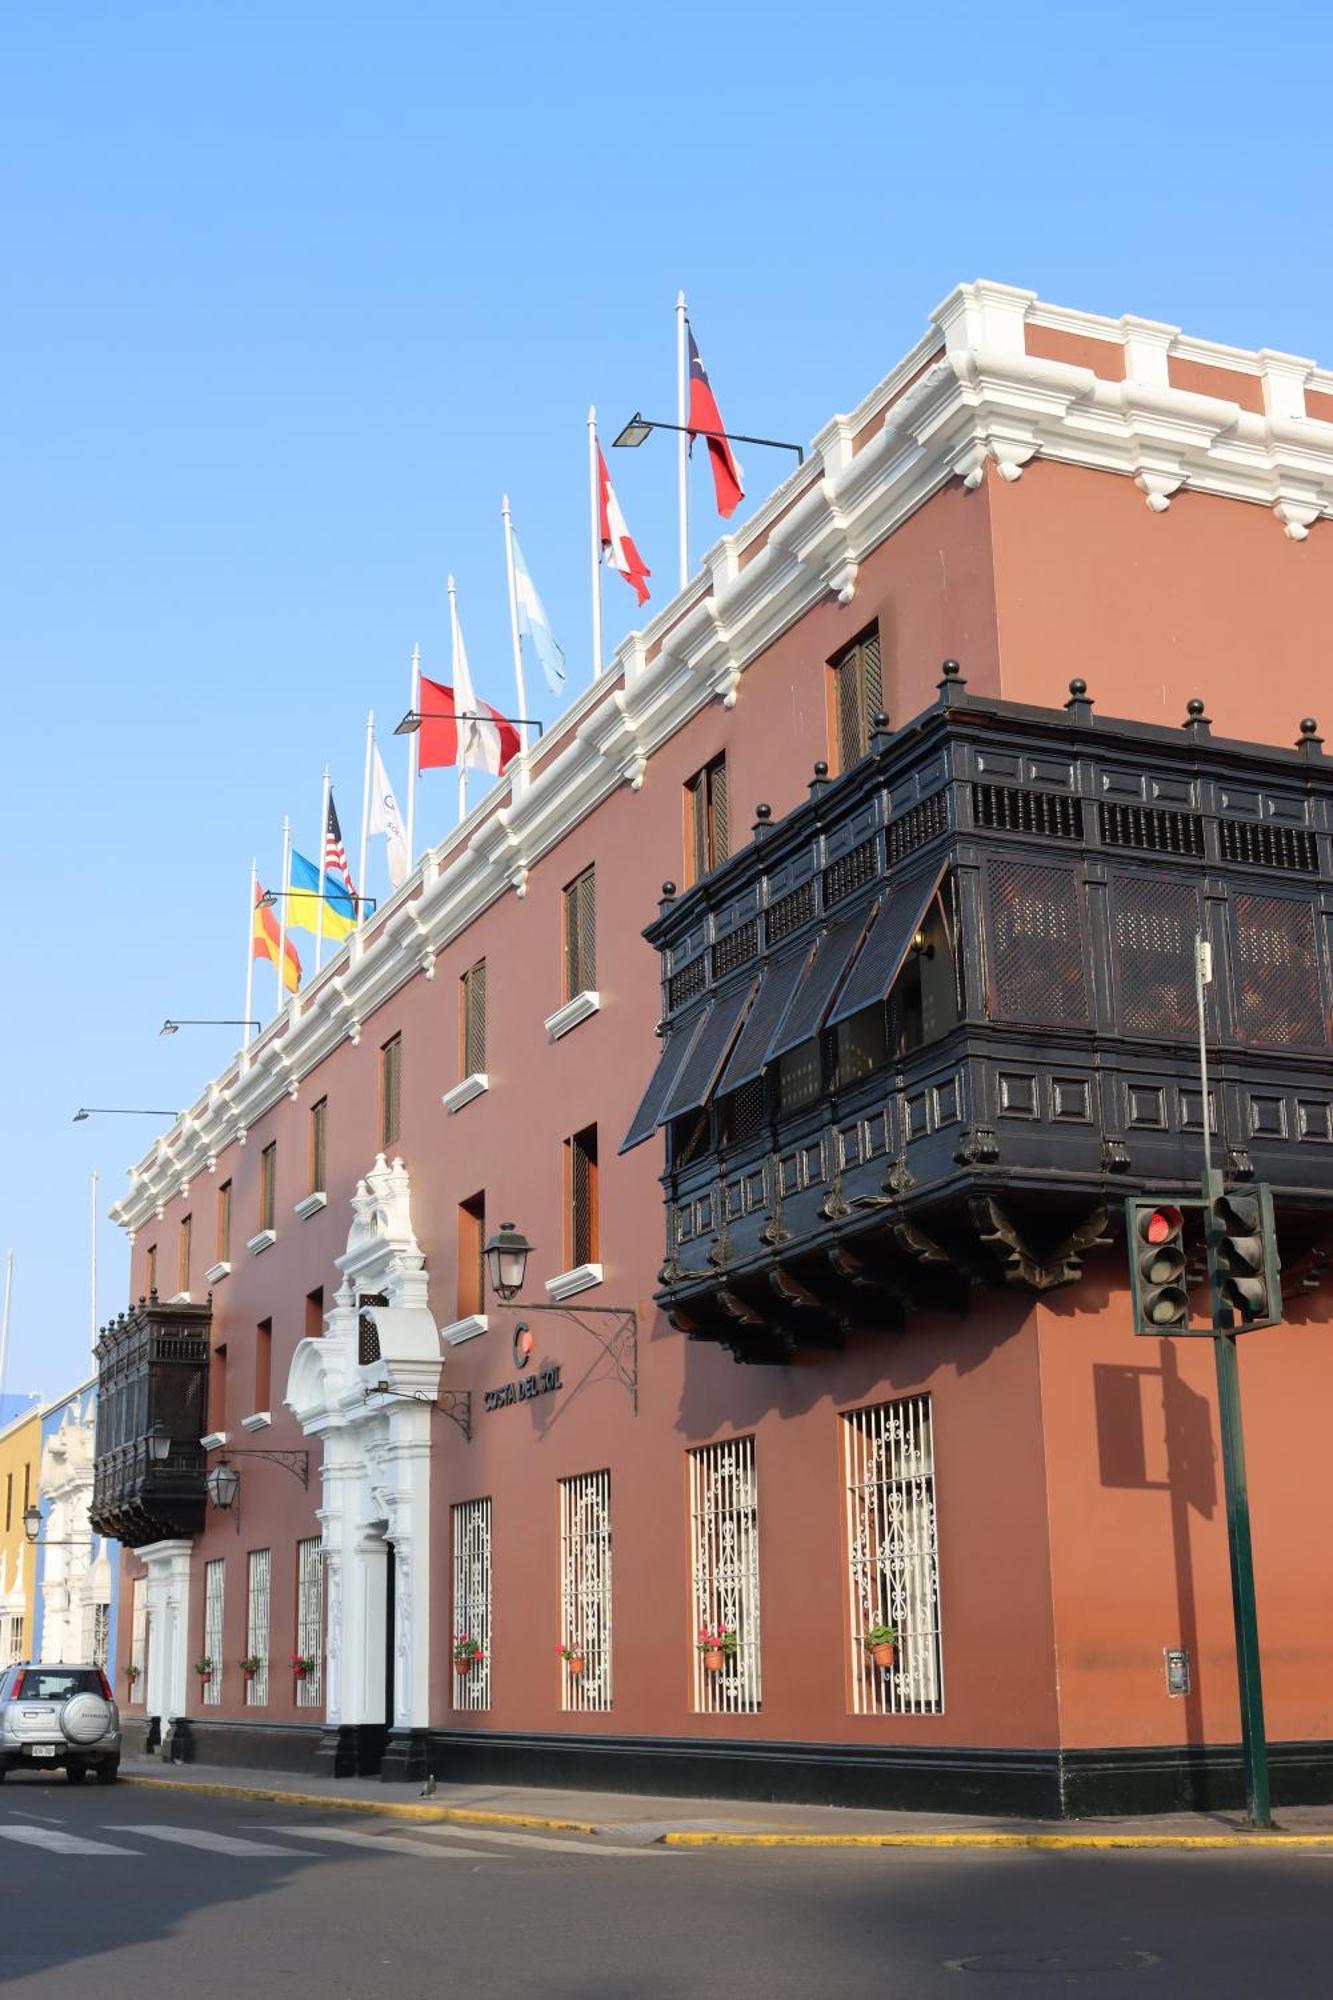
xmin=287 ymin=849 xmax=357 ymax=942
xmin=253 ymin=883 xmax=302 ymax=993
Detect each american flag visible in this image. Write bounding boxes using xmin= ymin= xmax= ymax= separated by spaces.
xmin=324 ymin=794 xmax=356 ymax=903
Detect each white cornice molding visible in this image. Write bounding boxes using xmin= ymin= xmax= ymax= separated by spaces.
xmin=294 ymin=1191 xmax=328 ymax=1220
xmin=111 ymin=280 xmax=1333 ymax=1233
xmin=545 ymin=1263 xmax=603 ymax=1301
xmin=543 ymin=990 xmax=600 ymax=1041
xmin=440 ymin=1073 xmax=488 ymax=1115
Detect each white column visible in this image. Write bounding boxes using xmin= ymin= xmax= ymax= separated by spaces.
xmin=138 ymin=1539 xmax=193 ymax=1734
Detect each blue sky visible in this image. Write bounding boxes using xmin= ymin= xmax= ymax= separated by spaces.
xmin=4 ymin=1 xmax=1333 ymax=1395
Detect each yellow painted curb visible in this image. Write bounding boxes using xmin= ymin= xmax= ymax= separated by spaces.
xmin=120 ymin=1774 xmax=598 ymax=1834
xmin=662 ymin=1829 xmax=1333 ymax=1850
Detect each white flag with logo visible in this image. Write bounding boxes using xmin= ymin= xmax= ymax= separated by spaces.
xmin=370 ymin=742 xmax=409 ymax=886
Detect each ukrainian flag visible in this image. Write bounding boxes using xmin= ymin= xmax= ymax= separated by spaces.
xmin=287 ymin=850 xmax=357 ymax=941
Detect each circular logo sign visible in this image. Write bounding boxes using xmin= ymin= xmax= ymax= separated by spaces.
xmin=513 ymin=1324 xmax=534 ymax=1371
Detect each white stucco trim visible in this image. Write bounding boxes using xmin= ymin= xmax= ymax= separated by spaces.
xmin=440 ymin=1073 xmax=488 ymax=1115
xmin=439 ymin=1313 xmax=488 ymax=1347
xmin=240 ymin=1411 xmax=271 ymax=1432
xmin=200 ymin=1432 xmax=228 ymax=1450
xmin=203 ymin=1260 xmax=230 ymax=1284
xmin=543 ymin=991 xmax=600 ymax=1041
xmin=137 ymin=1539 xmax=193 ymax=1729
xmin=294 ymin=1191 xmax=327 ymax=1219
xmin=545 ymin=1263 xmax=603 ymax=1301
xmin=246 ymin=1228 xmax=277 ymax=1256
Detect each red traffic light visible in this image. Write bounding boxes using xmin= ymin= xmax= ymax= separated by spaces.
xmin=1142 ymin=1205 xmax=1184 ymax=1246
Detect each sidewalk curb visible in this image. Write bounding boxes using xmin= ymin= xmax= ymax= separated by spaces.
xmin=661 ymin=1830 xmax=1333 ymax=1850
xmin=120 ymin=1774 xmax=599 ymax=1834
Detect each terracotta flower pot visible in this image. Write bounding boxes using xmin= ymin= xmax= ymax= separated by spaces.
xmin=565 ymin=1654 xmax=585 ymax=1677
xmin=702 ymin=1648 xmax=725 ymax=1673
xmin=455 ymin=1654 xmax=475 ymax=1673
xmin=242 ymin=1668 xmax=257 ymax=1680
xmin=870 ymin=1641 xmax=896 ymax=1670
xmin=294 ymin=1666 xmax=309 ymax=1681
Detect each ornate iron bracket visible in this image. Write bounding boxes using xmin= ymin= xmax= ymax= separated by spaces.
xmin=364 ymin=1381 xmax=473 ymax=1442
xmin=508 ymin=1303 xmax=639 ymax=1414
xmin=219 ymin=1448 xmax=310 ymax=1486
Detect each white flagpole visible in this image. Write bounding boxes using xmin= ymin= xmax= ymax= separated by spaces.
xmin=89 ymin=1171 xmax=99 ymax=1362
xmin=358 ymin=709 xmax=374 ymax=923
xmin=243 ymin=857 xmax=257 ymax=1046
xmin=405 ymin=643 xmax=420 ymax=869
xmin=501 ymin=495 xmax=529 ymax=753
xmin=277 ymin=816 xmax=292 ymax=1014
xmin=588 ymin=405 xmax=603 ymax=681
xmin=676 ymin=290 xmax=689 ymax=591
xmin=0 ymin=1250 xmax=13 ymax=1408
xmin=315 ymin=765 xmax=331 ymax=972
xmin=448 ymin=574 xmax=467 ymax=821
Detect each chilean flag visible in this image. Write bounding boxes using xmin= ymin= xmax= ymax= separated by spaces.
xmin=687 ymin=324 xmax=745 ymax=519
xmin=417 ymin=673 xmax=520 ymax=776
xmin=597 ymin=443 xmax=652 ymax=605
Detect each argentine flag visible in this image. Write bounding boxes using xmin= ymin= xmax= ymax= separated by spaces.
xmin=511 ymin=526 xmax=566 ymax=695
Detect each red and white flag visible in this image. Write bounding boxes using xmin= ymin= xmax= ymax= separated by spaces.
xmin=687 ymin=322 xmax=744 ymax=519
xmin=597 ymin=442 xmax=652 ymax=605
xmin=417 ymin=673 xmax=520 ymax=776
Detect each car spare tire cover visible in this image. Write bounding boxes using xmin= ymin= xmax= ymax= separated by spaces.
xmin=60 ymin=1694 xmax=113 ymax=1745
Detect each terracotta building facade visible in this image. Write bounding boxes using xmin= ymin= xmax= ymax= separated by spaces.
xmin=104 ymin=281 xmax=1333 ymax=1816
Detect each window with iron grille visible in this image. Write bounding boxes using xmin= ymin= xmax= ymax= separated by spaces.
xmin=380 ymin=1035 xmax=402 ymax=1150
xmin=1111 ymin=876 xmax=1200 ymax=1038
xmin=202 ymin=1559 xmax=224 ymax=1707
xmin=145 ymin=1245 xmax=158 ymax=1296
xmin=216 ymin=1181 xmax=231 ymax=1263
xmin=245 ymin=1548 xmax=271 ymax=1705
xmin=1231 ymin=892 xmax=1325 ymax=1047
xmin=458 ymin=1193 xmax=485 ymax=1319
xmin=309 ymin=1099 xmax=327 ymax=1194
xmin=461 ymin=960 xmax=487 ymax=1076
xmin=688 ymin=1437 xmax=762 ymax=1715
xmin=357 ymin=1292 xmax=387 ymax=1366
xmin=987 ymin=860 xmax=1089 ymax=1026
xmin=685 ymin=755 xmax=729 ymax=882
xmin=87 ymin=1602 xmax=110 ymax=1671
xmin=259 ymin=1144 xmax=277 ymax=1232
xmin=831 ymin=626 xmax=883 ymax=771
xmin=7 ymin=1616 xmax=23 ymax=1665
xmin=559 ymin=1472 xmax=612 ymax=1713
xmin=563 ymin=867 xmax=597 ymax=999
xmin=295 ymin=1538 xmax=323 ymax=1708
xmin=178 ymin=1215 xmax=192 ymax=1295
xmin=452 ymin=1499 xmax=491 ymax=1711
xmin=567 ymin=1126 xmax=599 ymax=1268
xmin=843 ymin=1396 xmax=943 ymax=1716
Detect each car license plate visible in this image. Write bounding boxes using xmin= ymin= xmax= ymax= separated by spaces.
xmin=29 ymin=1745 xmax=56 ymax=1758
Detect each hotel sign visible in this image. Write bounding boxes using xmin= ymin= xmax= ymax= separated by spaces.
xmin=483 ymin=1364 xmax=563 ymax=1414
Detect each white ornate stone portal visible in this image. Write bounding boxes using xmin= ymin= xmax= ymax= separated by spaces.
xmin=285 ymin=1155 xmax=442 ymax=1777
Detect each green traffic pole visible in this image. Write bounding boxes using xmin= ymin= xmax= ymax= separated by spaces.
xmin=1211 ymin=1319 xmax=1272 ymax=1829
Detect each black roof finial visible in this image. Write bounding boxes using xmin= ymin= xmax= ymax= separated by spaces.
xmin=937 ymin=659 xmax=967 ymax=707
xmin=1064 ymin=677 xmax=1094 ymax=723
xmin=1183 ymin=697 xmax=1211 ymax=738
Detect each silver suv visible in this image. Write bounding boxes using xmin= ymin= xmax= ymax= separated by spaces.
xmin=0 ymin=1664 xmax=121 ymax=1783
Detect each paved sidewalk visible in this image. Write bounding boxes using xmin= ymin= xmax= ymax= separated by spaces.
xmin=118 ymin=1755 xmax=1333 ymax=1847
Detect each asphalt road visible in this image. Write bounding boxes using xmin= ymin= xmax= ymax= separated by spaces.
xmin=2 ymin=1775 xmax=1332 ymax=1997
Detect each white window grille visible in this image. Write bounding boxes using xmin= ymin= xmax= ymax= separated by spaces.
xmin=558 ymin=1471 xmax=612 ymax=1712
xmin=86 ymin=1602 xmax=110 ymax=1671
xmin=451 ymin=1499 xmax=491 ymax=1711
xmin=202 ymin=1559 xmax=225 ymax=1706
xmin=8 ymin=1616 xmax=24 ymax=1665
xmin=130 ymin=1579 xmax=146 ymax=1695
xmin=295 ymin=1538 xmax=323 ymax=1708
xmin=688 ymin=1438 xmax=762 ymax=1714
xmin=843 ymin=1395 xmax=943 ymax=1716
xmin=245 ymin=1548 xmax=271 ymax=1706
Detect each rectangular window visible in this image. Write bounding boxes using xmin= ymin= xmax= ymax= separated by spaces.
xmin=685 ymin=754 xmax=729 ymax=883
xmin=309 ymin=1099 xmax=327 ymax=1195
xmin=458 ymin=1193 xmax=485 ymax=1320
xmin=688 ymin=1437 xmax=761 ymax=1715
xmin=831 ymin=624 xmax=883 ymax=771
xmin=451 ymin=1499 xmax=492 ymax=1712
xmin=380 ymin=1035 xmax=402 ymax=1150
xmin=305 ymin=1287 xmax=324 ymax=1341
xmin=843 ymin=1395 xmax=943 ymax=1716
xmin=216 ymin=1181 xmax=232 ymax=1263
xmin=130 ymin=1578 xmax=147 ymax=1698
xmin=208 ymin=1343 xmax=227 ymax=1435
xmin=566 ymin=1125 xmax=599 ymax=1270
xmin=145 ymin=1245 xmax=158 ymax=1296
xmin=259 ymin=1143 xmax=277 ymax=1232
xmin=8 ymin=1616 xmax=23 ymax=1665
xmin=202 ymin=1559 xmax=224 ymax=1707
xmin=461 ymin=960 xmax=487 ymax=1077
xmin=245 ymin=1549 xmax=271 ymax=1706
xmin=559 ymin=1471 xmax=612 ymax=1713
xmin=178 ymin=1214 xmax=192 ymax=1295
xmin=295 ymin=1538 xmax=323 ymax=1709
xmin=562 ymin=867 xmax=597 ymax=999
xmin=87 ymin=1602 xmax=110 ymax=1671
xmin=254 ymin=1320 xmax=272 ymax=1413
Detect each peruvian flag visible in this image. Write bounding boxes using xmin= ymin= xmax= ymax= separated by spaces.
xmin=687 ymin=323 xmax=744 ymax=519
xmin=417 ymin=673 xmax=520 ymax=776
xmin=597 ymin=443 xmax=652 ymax=605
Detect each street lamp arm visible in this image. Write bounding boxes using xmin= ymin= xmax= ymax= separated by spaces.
xmin=613 ymin=414 xmax=805 ymax=463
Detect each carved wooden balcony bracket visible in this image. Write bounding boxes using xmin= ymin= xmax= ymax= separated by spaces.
xmin=969 ymin=1196 xmax=1116 ymax=1292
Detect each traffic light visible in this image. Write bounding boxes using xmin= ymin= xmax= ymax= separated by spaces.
xmin=1126 ymin=1199 xmax=1191 ymax=1333
xmin=1208 ymin=1185 xmax=1281 ymax=1330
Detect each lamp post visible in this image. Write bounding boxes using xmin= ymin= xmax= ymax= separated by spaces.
xmin=72 ymin=1108 xmax=178 ymax=1123
xmin=393 ymin=710 xmax=543 ymax=741
xmin=612 ymin=412 xmax=805 ymax=464
xmin=160 ymin=1019 xmax=260 ymax=1037
xmin=23 ymin=1503 xmax=96 ymax=1548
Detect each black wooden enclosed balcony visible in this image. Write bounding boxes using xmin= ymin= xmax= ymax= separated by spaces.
xmin=91 ymin=1296 xmax=211 ymax=1544
xmin=623 ymin=667 xmax=1333 ymax=1362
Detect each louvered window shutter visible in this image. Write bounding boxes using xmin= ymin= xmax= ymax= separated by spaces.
xmin=709 ymin=758 xmax=729 ymax=866
xmin=463 ymin=960 xmax=487 ymax=1075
